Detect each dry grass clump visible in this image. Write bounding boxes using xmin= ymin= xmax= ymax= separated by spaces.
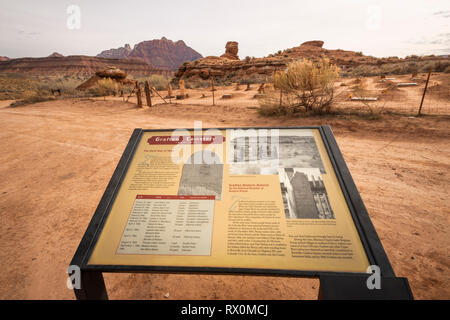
xmin=9 ymin=90 xmax=55 ymax=107
xmin=132 ymin=74 xmax=168 ymax=91
xmin=345 ymin=59 xmax=450 ymax=77
xmin=87 ymin=78 xmax=118 ymax=98
xmin=259 ymin=58 xmax=339 ymax=116
xmin=0 ymin=73 xmax=90 ymax=102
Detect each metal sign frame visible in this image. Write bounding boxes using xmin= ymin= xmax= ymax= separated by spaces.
xmin=69 ymin=126 xmax=398 ymax=300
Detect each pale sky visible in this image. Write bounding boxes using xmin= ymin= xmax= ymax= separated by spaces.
xmin=0 ymin=0 xmax=449 ymax=59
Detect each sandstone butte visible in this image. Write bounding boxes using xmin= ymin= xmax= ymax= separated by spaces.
xmin=97 ymin=37 xmax=203 ymax=71
xmin=174 ymin=40 xmax=448 ymax=82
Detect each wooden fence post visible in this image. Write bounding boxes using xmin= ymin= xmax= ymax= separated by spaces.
xmin=168 ymin=82 xmax=173 ymax=104
xmin=136 ymin=83 xmax=143 ymax=108
xmin=144 ymin=81 xmax=152 ymax=107
xmin=279 ymin=89 xmax=283 ymax=107
xmin=179 ymin=79 xmax=186 ymax=99
xmin=417 ymin=70 xmax=431 ymax=116
xmin=211 ymin=77 xmax=215 ymax=106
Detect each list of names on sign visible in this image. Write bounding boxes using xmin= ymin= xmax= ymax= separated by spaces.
xmin=117 ymin=195 xmax=215 ymax=256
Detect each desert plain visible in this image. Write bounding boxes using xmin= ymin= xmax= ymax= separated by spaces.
xmin=0 ymin=73 xmax=449 ymax=300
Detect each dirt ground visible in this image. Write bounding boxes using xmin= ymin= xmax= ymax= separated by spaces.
xmin=0 ymin=82 xmax=449 ymax=300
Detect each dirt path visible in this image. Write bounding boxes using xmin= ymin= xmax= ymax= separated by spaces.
xmin=0 ymin=98 xmax=448 ymax=300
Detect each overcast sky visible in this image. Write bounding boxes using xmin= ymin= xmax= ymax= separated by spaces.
xmin=0 ymin=0 xmax=448 ymax=59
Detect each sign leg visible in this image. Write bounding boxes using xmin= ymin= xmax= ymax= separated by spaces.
xmin=74 ymin=271 xmax=108 ymax=300
xmin=318 ymin=275 xmax=413 ymax=300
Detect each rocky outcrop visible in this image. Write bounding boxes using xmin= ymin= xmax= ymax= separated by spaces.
xmin=96 ymin=37 xmax=203 ymax=71
xmin=76 ymin=66 xmax=135 ymax=90
xmin=97 ymin=44 xmax=132 ymax=59
xmin=48 ymin=52 xmax=64 ymax=58
xmin=0 ymin=55 xmax=168 ymax=77
xmin=95 ymin=66 xmax=127 ymax=79
xmin=220 ymin=41 xmax=239 ymax=60
xmin=300 ymin=40 xmax=324 ymax=48
xmin=0 ymin=56 xmax=9 ymax=61
xmin=175 ymin=56 xmax=286 ymax=81
xmin=175 ymin=40 xmax=383 ymax=82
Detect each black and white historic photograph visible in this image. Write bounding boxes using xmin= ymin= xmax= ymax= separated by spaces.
xmin=228 ymin=163 xmax=279 ymax=175
xmin=229 ymin=130 xmax=325 ymax=175
xmin=178 ymin=150 xmax=224 ymax=200
xmin=279 ymin=168 xmax=334 ymax=219
xmin=277 ymin=136 xmax=325 ymax=174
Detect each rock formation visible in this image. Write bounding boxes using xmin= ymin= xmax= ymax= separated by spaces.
xmin=0 ymin=55 xmax=168 ymax=77
xmin=220 ymin=41 xmax=239 ymax=60
xmin=96 ymin=44 xmax=132 ymax=59
xmin=300 ymin=40 xmax=324 ymax=48
xmin=48 ymin=52 xmax=64 ymax=58
xmin=175 ymin=40 xmax=434 ymax=83
xmin=97 ymin=37 xmax=203 ymax=71
xmin=95 ymin=67 xmax=127 ymax=79
xmin=175 ymin=55 xmax=286 ymax=81
xmin=76 ymin=66 xmax=135 ymax=90
xmin=0 ymin=56 xmax=9 ymax=61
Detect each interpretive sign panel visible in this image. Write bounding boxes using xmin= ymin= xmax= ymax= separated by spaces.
xmin=70 ymin=126 xmax=400 ymax=299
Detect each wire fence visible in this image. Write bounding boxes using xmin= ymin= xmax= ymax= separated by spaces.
xmin=333 ymin=74 xmax=449 ymax=116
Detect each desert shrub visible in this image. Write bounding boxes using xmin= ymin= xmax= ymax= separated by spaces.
xmin=406 ymin=62 xmax=418 ymax=74
xmin=9 ymin=90 xmax=55 ymax=107
xmin=87 ymin=78 xmax=118 ymax=98
xmin=0 ymin=73 xmax=91 ymax=100
xmin=146 ymin=74 xmax=169 ymax=91
xmin=346 ymin=64 xmax=379 ymax=77
xmin=184 ymin=78 xmax=211 ymax=89
xmin=433 ymin=60 xmax=450 ymax=72
xmin=417 ymin=59 xmax=450 ymax=73
xmin=239 ymin=73 xmax=266 ymax=85
xmin=131 ymin=74 xmax=169 ymax=91
xmin=259 ymin=58 xmax=339 ymax=115
xmin=38 ymin=77 xmax=83 ymax=96
xmin=444 ymin=66 xmax=450 ymax=73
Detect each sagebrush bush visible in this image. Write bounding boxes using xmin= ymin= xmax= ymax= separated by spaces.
xmin=132 ymin=74 xmax=169 ymax=91
xmin=10 ymin=90 xmax=55 ymax=107
xmin=239 ymin=73 xmax=266 ymax=85
xmin=91 ymin=78 xmax=118 ymax=97
xmin=259 ymin=58 xmax=339 ymax=115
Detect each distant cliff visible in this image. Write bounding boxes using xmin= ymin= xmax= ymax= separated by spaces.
xmin=0 ymin=55 xmax=168 ymax=77
xmin=97 ymin=37 xmax=203 ymax=71
xmin=97 ymin=44 xmax=132 ymax=59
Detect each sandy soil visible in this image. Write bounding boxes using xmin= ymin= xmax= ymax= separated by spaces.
xmin=0 ymin=83 xmax=449 ymax=300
